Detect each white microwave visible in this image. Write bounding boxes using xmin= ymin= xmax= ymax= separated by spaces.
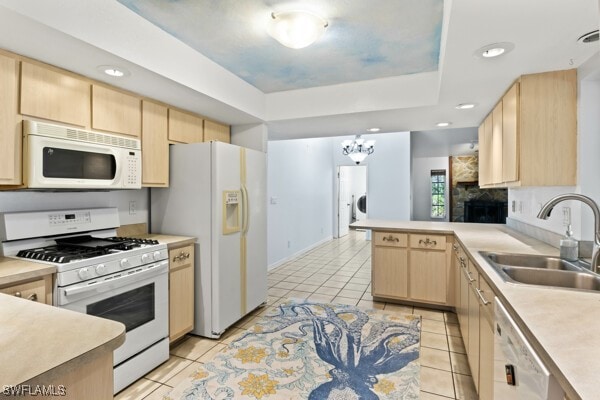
xmin=24 ymin=120 xmax=142 ymax=189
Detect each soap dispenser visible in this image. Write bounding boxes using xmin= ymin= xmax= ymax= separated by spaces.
xmin=560 ymin=225 xmax=578 ymax=261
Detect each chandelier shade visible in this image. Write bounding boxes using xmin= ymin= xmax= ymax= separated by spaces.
xmin=267 ymin=10 xmax=328 ymax=49
xmin=341 ymin=135 xmax=375 ymax=164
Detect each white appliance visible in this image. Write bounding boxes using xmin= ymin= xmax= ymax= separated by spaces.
xmin=494 ymin=298 xmax=564 ymax=399
xmin=24 ymin=120 xmax=141 ymax=189
xmin=151 ymin=141 xmax=267 ymax=338
xmin=0 ymin=208 xmax=169 ymax=394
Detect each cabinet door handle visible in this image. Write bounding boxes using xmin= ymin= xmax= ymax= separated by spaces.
xmin=419 ymin=238 xmax=437 ymax=246
xmin=476 ymin=287 xmax=490 ymax=305
xmin=453 ymin=244 xmax=458 ymax=251
xmin=14 ymin=292 xmax=38 ymax=302
xmin=463 ymin=268 xmax=475 ymax=283
xmin=173 ymin=252 xmax=191 ymax=262
xmin=383 ymin=235 xmax=399 ymax=242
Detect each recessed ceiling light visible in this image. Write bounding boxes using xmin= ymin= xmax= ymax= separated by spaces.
xmin=455 ymin=103 xmax=476 ymax=110
xmin=436 ymin=122 xmax=451 ymax=127
xmin=367 ymin=128 xmax=380 ymax=132
xmin=474 ymin=42 xmax=515 ymax=59
xmin=578 ymin=30 xmax=599 ymax=44
xmin=97 ymin=65 xmax=130 ymax=78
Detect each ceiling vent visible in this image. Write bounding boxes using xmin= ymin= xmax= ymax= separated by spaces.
xmin=578 ymin=30 xmax=599 ymax=43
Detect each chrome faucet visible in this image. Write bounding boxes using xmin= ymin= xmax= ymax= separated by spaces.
xmin=537 ymin=193 xmax=600 ymax=273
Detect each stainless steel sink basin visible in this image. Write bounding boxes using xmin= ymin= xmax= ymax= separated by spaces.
xmin=480 ymin=251 xmax=600 ymax=292
xmin=483 ymin=252 xmax=584 ymax=271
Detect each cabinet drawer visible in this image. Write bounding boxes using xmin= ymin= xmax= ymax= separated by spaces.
xmin=169 ymin=245 xmax=194 ymax=270
xmin=410 ymin=234 xmax=446 ymax=250
xmin=477 ymin=276 xmax=495 ymax=326
xmin=0 ymin=278 xmax=47 ymax=303
xmin=373 ymin=231 xmax=407 ymax=247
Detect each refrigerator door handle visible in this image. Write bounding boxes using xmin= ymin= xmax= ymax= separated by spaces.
xmin=241 ymin=184 xmax=250 ymax=234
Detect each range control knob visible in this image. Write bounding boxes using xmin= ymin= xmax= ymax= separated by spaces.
xmin=153 ymin=251 xmax=162 ymax=260
xmin=120 ymin=258 xmax=130 ymax=268
xmin=141 ymin=253 xmax=151 ymax=263
xmin=78 ymin=267 xmax=90 ymax=279
xmin=95 ymin=264 xmax=107 ymax=275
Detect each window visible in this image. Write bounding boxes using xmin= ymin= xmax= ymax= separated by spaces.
xmin=431 ymin=170 xmax=446 ymax=218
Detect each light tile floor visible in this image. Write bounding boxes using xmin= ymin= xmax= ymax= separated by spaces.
xmin=116 ymin=230 xmax=478 ymax=400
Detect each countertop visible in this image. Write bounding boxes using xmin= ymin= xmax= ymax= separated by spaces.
xmin=352 ymin=220 xmax=597 ymax=400
xmin=144 ymin=234 xmax=196 ymax=249
xmin=0 ymin=256 xmax=56 ymax=286
xmin=0 ymin=293 xmax=125 ymax=386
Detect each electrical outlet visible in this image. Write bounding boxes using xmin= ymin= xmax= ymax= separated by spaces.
xmin=511 ymin=200 xmax=516 ymax=212
xmin=562 ymin=206 xmax=571 ymax=226
xmin=287 ymin=240 xmax=291 ymax=248
xmin=129 ymin=201 xmax=137 ymax=215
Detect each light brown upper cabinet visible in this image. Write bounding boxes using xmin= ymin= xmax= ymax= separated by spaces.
xmin=142 ymin=101 xmax=169 ymax=187
xmin=479 ymin=69 xmax=576 ymax=188
xmin=478 ymin=114 xmax=493 ymax=186
xmin=168 ymin=108 xmax=204 ymax=143
xmin=20 ymin=61 xmax=90 ymax=127
xmin=491 ymin=102 xmax=503 ymax=184
xmin=0 ymin=53 xmax=21 ymax=185
xmin=92 ymin=85 xmax=141 ymax=137
xmin=204 ymin=120 xmax=231 ymax=143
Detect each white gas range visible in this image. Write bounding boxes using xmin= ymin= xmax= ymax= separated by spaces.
xmin=0 ymin=208 xmax=169 ymax=394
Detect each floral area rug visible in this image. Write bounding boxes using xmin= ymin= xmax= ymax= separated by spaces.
xmin=165 ymin=301 xmax=421 ymax=400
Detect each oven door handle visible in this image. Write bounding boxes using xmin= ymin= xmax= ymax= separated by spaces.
xmin=63 ymin=261 xmax=168 ymax=299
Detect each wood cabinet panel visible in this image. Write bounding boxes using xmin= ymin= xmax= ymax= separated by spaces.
xmin=372 ymin=245 xmax=408 ymax=299
xmin=479 ymin=114 xmax=493 ymax=186
xmin=467 ymin=279 xmax=480 ymax=393
xmin=0 ymin=275 xmax=52 ymax=305
xmin=204 ymin=119 xmax=230 ymax=143
xmin=519 ymin=69 xmax=577 ymax=186
xmin=92 ymin=85 xmax=141 ymax=137
xmin=168 ymin=108 xmax=204 ymax=143
xmin=502 ymin=82 xmax=519 ymax=183
xmin=169 ymin=245 xmax=194 ymax=342
xmin=142 ymin=100 xmax=169 ymax=187
xmin=373 ymin=231 xmax=407 ymax=247
xmin=458 ymin=262 xmax=470 ymax=348
xmin=491 ymin=102 xmax=503 ymax=184
xmin=409 ymin=234 xmax=446 ymax=250
xmin=0 ymin=54 xmax=21 ymax=185
xmin=20 ymin=61 xmax=90 ymax=127
xmin=409 ymin=250 xmax=447 ymax=303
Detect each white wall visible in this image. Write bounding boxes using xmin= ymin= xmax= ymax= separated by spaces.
xmin=267 ymin=138 xmax=334 ymax=268
xmin=412 ymin=157 xmax=449 ymax=221
xmin=507 ymin=54 xmax=600 ymax=241
xmin=0 ymin=189 xmax=149 ymax=226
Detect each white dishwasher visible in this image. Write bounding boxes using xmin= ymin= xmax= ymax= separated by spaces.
xmin=494 ymin=298 xmax=564 ymax=399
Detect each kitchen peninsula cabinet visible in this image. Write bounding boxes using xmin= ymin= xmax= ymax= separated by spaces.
xmin=92 ymin=84 xmax=142 ymax=137
xmin=204 ymin=119 xmax=231 ymax=143
xmin=372 ymin=231 xmax=452 ymax=305
xmin=0 ymin=274 xmax=53 ymax=305
xmin=168 ymin=108 xmax=204 ymax=143
xmin=142 ymin=100 xmax=169 ymax=187
xmin=169 ymin=244 xmax=195 ymax=342
xmin=479 ymin=69 xmax=576 ymax=188
xmin=0 ymin=53 xmax=21 ymax=185
xmin=20 ymin=61 xmax=90 ymax=127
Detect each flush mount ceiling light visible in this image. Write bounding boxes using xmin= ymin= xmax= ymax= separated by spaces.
xmin=367 ymin=127 xmax=380 ymax=132
xmin=97 ymin=65 xmax=130 ymax=78
xmin=475 ymin=42 xmax=515 ymax=59
xmin=267 ymin=10 xmax=328 ymax=49
xmin=436 ymin=122 xmax=451 ymax=127
xmin=342 ymin=135 xmax=375 ymax=165
xmin=455 ymin=103 xmax=476 ymax=110
xmin=578 ymin=30 xmax=599 ymax=44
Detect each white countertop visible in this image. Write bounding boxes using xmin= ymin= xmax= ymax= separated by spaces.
xmin=352 ymin=220 xmax=598 ymax=400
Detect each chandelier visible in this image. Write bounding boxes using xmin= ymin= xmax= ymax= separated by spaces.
xmin=341 ymin=135 xmax=375 ymax=164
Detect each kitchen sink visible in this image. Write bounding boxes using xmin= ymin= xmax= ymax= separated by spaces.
xmin=480 ymin=251 xmax=600 ymax=292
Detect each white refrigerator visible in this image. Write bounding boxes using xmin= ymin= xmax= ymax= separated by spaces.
xmin=151 ymin=141 xmax=267 ymax=338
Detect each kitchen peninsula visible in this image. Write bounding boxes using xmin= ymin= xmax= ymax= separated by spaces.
xmin=352 ymin=220 xmax=599 ymax=400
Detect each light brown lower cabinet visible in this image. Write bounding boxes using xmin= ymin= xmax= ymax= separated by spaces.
xmin=0 ymin=275 xmax=53 ymax=305
xmin=169 ymin=244 xmax=195 ymax=343
xmin=467 ymin=269 xmax=480 ymax=392
xmin=372 ymin=231 xmax=451 ymax=305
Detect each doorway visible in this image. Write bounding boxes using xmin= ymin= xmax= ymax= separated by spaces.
xmin=336 ymin=165 xmax=367 ymax=238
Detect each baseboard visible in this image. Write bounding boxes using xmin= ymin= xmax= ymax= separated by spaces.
xmin=268 ymin=235 xmax=333 ymax=271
